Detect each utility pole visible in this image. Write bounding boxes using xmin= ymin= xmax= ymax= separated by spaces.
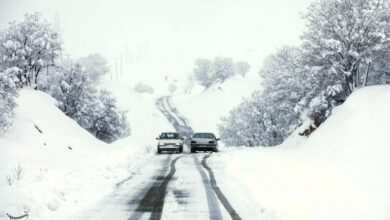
xmin=115 ymin=58 xmax=118 ymax=81
xmin=125 ymin=46 xmax=128 ymax=64
xmin=120 ymin=54 xmax=123 ymax=76
xmin=111 ymin=59 xmax=113 ymax=81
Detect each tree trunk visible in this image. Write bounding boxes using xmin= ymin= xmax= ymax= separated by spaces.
xmin=355 ymin=62 xmax=360 ymax=88
xmin=363 ymin=62 xmax=371 ymax=87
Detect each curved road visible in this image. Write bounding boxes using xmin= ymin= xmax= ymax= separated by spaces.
xmin=74 ymin=96 xmax=249 ymax=220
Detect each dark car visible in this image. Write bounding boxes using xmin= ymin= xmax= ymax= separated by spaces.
xmin=156 ymin=132 xmax=184 ymax=154
xmin=190 ymin=132 xmax=219 ymax=153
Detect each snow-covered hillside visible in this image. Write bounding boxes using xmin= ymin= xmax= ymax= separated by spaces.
xmin=0 ymin=88 xmax=172 ymax=219
xmin=206 ymin=85 xmax=390 ymax=220
xmin=172 ymin=75 xmax=261 ymax=137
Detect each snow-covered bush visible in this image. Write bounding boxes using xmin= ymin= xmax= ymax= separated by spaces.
xmin=0 ymin=12 xmax=61 ymax=88
xmin=168 ymin=83 xmax=177 ymax=94
xmin=193 ymin=57 xmax=250 ymax=88
xmin=0 ymin=70 xmax=17 ymax=135
xmin=234 ymin=61 xmax=251 ymax=77
xmin=133 ymin=82 xmax=154 ymax=94
xmin=44 ymin=64 xmax=130 ymax=143
xmin=92 ymin=90 xmax=130 ymax=143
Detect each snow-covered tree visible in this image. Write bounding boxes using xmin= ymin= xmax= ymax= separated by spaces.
xmin=45 ymin=64 xmax=130 ymax=143
xmin=219 ymin=0 xmax=390 ymax=147
xmin=0 ymin=13 xmax=62 ymax=88
xmin=193 ymin=57 xmax=249 ymax=88
xmin=302 ymin=0 xmax=390 ymax=94
xmin=234 ymin=61 xmax=250 ymax=76
xmin=92 ymin=90 xmax=130 ymax=143
xmin=193 ymin=58 xmax=213 ymax=88
xmin=218 ymin=46 xmax=343 ymax=146
xmin=211 ymin=57 xmax=234 ymax=83
xmin=49 ymin=64 xmax=100 ymax=129
xmin=78 ymin=53 xmax=109 ymax=82
xmin=0 ymin=70 xmax=17 ymax=135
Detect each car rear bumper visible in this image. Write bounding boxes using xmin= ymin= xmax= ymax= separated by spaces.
xmin=191 ymin=144 xmax=217 ymax=150
xmin=158 ymin=145 xmax=182 ymax=151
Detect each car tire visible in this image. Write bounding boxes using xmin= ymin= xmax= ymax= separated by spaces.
xmin=157 ymin=149 xmax=162 ymax=154
xmin=191 ymin=147 xmax=196 ymax=153
xmin=212 ymin=147 xmax=218 ymax=152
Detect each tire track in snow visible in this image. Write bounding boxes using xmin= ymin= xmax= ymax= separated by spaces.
xmin=157 ymin=95 xmax=243 ymax=220
xmin=201 ymin=154 xmax=242 ymax=220
xmin=193 ymin=156 xmax=223 ymax=220
xmin=128 ymin=155 xmax=183 ymax=220
xmin=156 ymin=96 xmax=194 ymax=148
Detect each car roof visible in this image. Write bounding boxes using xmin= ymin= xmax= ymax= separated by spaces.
xmin=193 ymin=132 xmax=214 ymax=135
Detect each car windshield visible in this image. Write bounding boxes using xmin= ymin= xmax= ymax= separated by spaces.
xmin=193 ymin=133 xmax=214 ymax=139
xmin=160 ymin=133 xmax=180 ymax=139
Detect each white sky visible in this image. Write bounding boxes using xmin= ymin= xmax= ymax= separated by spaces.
xmin=0 ymin=0 xmax=314 ymax=79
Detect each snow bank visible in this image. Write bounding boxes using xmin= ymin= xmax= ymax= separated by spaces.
xmin=0 ymin=87 xmax=171 ymax=219
xmin=208 ymin=85 xmax=390 ymax=220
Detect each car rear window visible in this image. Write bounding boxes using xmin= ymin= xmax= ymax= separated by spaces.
xmin=160 ymin=133 xmax=180 ymax=139
xmin=193 ymin=133 xmax=214 ymax=139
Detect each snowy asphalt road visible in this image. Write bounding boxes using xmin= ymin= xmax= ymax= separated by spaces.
xmin=73 ymin=97 xmax=246 ymax=220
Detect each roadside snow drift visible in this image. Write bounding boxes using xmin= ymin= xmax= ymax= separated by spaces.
xmin=0 ymin=88 xmax=167 ymax=219
xmin=207 ymin=85 xmax=390 ymax=220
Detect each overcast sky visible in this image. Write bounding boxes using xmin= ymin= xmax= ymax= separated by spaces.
xmin=0 ymin=0 xmax=314 ymax=78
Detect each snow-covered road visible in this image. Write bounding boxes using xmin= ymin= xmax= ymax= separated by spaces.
xmin=71 ymin=96 xmax=260 ymax=220
xmin=73 ymin=152 xmax=241 ymax=220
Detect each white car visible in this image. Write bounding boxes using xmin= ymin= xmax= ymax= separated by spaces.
xmin=156 ymin=132 xmax=184 ymax=154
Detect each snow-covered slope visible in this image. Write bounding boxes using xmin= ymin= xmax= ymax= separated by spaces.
xmin=0 ymin=88 xmax=170 ymax=219
xmin=207 ymin=85 xmax=390 ymax=220
xmin=172 ymin=75 xmax=261 ymax=137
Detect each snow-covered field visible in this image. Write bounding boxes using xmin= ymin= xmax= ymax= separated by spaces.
xmin=181 ymin=85 xmax=390 ymax=220
xmin=0 ymin=84 xmax=172 ymax=219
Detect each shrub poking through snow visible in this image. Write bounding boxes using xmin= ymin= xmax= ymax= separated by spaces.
xmin=134 ymin=83 xmax=154 ymax=94
xmin=5 ymin=163 xmax=25 ymax=186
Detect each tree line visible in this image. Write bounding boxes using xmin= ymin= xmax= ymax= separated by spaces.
xmin=219 ymin=0 xmax=390 ymax=147
xmin=193 ymin=57 xmax=250 ymax=88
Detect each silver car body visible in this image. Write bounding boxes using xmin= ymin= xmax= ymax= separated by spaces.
xmin=190 ymin=132 xmax=219 ymax=152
